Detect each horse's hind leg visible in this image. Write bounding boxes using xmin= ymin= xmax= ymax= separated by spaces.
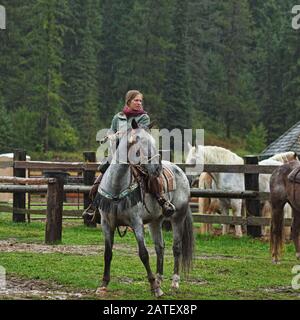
xmin=270 ymin=201 xmax=285 ymax=263
xmin=231 ymin=200 xmax=243 ymax=238
xmin=171 ymin=207 xmax=194 ymax=290
xmin=284 ymin=204 xmax=292 ymax=241
xmin=171 ymin=221 xmax=183 ymax=289
xmin=291 ymin=209 xmax=300 ymax=260
xmin=96 ymin=220 xmax=115 ymax=295
xmin=219 ymin=200 xmax=230 ymax=235
xmin=148 ymin=221 xmax=165 ymax=284
xmin=133 ymin=221 xmax=164 ymax=297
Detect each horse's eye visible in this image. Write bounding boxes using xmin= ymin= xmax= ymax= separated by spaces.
xmin=136 ymin=150 xmax=140 ymax=157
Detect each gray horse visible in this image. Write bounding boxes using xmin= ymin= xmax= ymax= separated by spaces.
xmin=95 ymin=121 xmax=194 ymax=297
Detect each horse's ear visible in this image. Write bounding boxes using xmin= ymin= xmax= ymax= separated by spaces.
xmin=187 ymin=142 xmax=193 ymax=151
xmin=195 ymin=144 xmax=201 ymax=154
xmin=131 ymin=119 xmax=139 ymax=129
xmin=294 ymin=152 xmax=299 ymax=160
xmin=148 ymin=121 xmax=156 ymax=130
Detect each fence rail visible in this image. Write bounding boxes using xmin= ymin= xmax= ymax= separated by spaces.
xmin=13 ymin=160 xmax=279 ymax=174
xmin=193 ymin=214 xmax=292 ymax=226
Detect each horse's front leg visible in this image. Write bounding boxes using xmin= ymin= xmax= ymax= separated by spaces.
xmin=96 ymin=219 xmax=115 ymax=295
xmin=148 ymin=220 xmax=165 ymax=285
xmin=132 ymin=220 xmax=164 ymax=297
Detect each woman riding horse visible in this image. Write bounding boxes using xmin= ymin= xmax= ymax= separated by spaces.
xmin=83 ymin=90 xmax=175 ymax=218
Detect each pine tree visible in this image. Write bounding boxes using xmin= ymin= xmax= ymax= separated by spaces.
xmin=99 ymin=0 xmax=135 ymax=125
xmin=24 ymin=0 xmax=73 ymax=151
xmin=62 ymin=0 xmax=101 ymax=148
xmin=211 ymin=0 xmax=257 ymax=138
xmin=121 ymin=0 xmax=174 ymax=123
xmin=250 ymin=0 xmax=296 ymax=143
xmin=0 ymin=96 xmax=13 ymax=153
xmin=186 ymin=0 xmax=222 ymax=131
xmin=0 ymin=1 xmax=34 ymax=112
xmin=163 ymin=0 xmax=191 ymax=131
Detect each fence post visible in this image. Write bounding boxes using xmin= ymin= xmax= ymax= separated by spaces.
xmin=44 ymin=171 xmax=68 ymax=244
xmin=13 ymin=149 xmax=26 ymax=222
xmin=83 ymin=151 xmax=97 ymax=227
xmin=244 ymin=155 xmax=261 ymax=237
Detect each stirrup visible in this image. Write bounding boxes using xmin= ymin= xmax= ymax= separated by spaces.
xmin=82 ymin=204 xmax=101 ymax=224
xmin=161 ymin=200 xmax=176 ymax=217
xmin=82 ymin=204 xmax=96 ymax=218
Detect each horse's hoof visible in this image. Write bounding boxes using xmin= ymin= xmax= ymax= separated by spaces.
xmin=154 ymin=287 xmax=164 ymax=298
xmin=156 ymin=274 xmax=163 ymax=286
xmin=96 ymin=286 xmax=107 ymax=296
xmin=296 ymin=252 xmax=300 ymax=260
xmin=272 ymin=258 xmax=280 ymax=264
xmin=171 ymin=281 xmax=180 ymax=290
xmin=171 ymin=274 xmax=180 ymax=290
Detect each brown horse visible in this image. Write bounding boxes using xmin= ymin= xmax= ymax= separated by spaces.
xmin=270 ymin=160 xmax=300 ymax=263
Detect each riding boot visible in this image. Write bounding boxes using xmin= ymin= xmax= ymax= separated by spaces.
xmin=155 ymin=193 xmax=176 ymax=217
xmin=82 ymin=173 xmax=103 ymax=220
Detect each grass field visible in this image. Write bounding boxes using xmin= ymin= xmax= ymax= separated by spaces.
xmin=0 ymin=212 xmax=299 ymax=300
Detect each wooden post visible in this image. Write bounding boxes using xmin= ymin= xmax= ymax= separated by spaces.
xmin=44 ymin=171 xmax=68 ymax=244
xmin=244 ymin=155 xmax=261 ymax=237
xmin=83 ymin=151 xmax=97 ymax=227
xmin=13 ymin=149 xmax=26 ymax=222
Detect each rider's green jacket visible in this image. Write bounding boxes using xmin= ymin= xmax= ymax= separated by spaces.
xmin=110 ymin=112 xmax=150 ymax=133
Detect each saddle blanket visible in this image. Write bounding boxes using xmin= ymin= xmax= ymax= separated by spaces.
xmin=288 ymin=166 xmax=300 ymax=184
xmin=158 ymin=166 xmax=176 ymax=193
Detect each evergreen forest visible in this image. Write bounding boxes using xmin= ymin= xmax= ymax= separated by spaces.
xmin=0 ymin=1 xmax=299 ymax=158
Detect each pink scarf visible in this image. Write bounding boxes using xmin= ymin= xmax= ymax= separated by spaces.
xmin=122 ymin=105 xmax=147 ymax=118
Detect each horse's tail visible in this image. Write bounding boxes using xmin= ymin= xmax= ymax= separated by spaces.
xmin=270 ymin=202 xmax=285 ymax=262
xmin=181 ymin=206 xmax=195 ymax=273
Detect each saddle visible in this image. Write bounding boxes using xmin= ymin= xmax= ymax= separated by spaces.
xmin=133 ymin=165 xmax=176 ymax=195
xmin=288 ymin=166 xmax=300 ymax=184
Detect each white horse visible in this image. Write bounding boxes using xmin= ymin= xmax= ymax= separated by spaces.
xmin=186 ymin=144 xmax=244 ymax=237
xmin=259 ymin=152 xmax=297 ymax=239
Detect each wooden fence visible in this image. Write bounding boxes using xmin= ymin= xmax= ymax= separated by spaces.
xmin=0 ymin=150 xmax=288 ymax=243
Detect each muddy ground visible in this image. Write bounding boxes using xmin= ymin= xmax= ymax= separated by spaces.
xmin=0 ymin=239 xmax=240 ymax=300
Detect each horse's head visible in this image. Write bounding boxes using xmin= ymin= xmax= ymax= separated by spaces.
xmin=185 ymin=142 xmax=197 ymax=165
xmin=271 ymin=151 xmax=299 ymax=163
xmin=126 ymin=119 xmax=162 ymax=177
xmin=186 ymin=142 xmax=205 ymax=164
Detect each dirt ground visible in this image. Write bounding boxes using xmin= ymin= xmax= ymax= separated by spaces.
xmin=0 ymin=275 xmax=96 ymax=300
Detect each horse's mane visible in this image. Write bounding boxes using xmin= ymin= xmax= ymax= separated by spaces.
xmin=196 ymin=145 xmax=244 ymax=165
xmin=259 ymin=158 xmax=282 ymax=166
xmin=268 ymin=151 xmax=297 ymax=163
